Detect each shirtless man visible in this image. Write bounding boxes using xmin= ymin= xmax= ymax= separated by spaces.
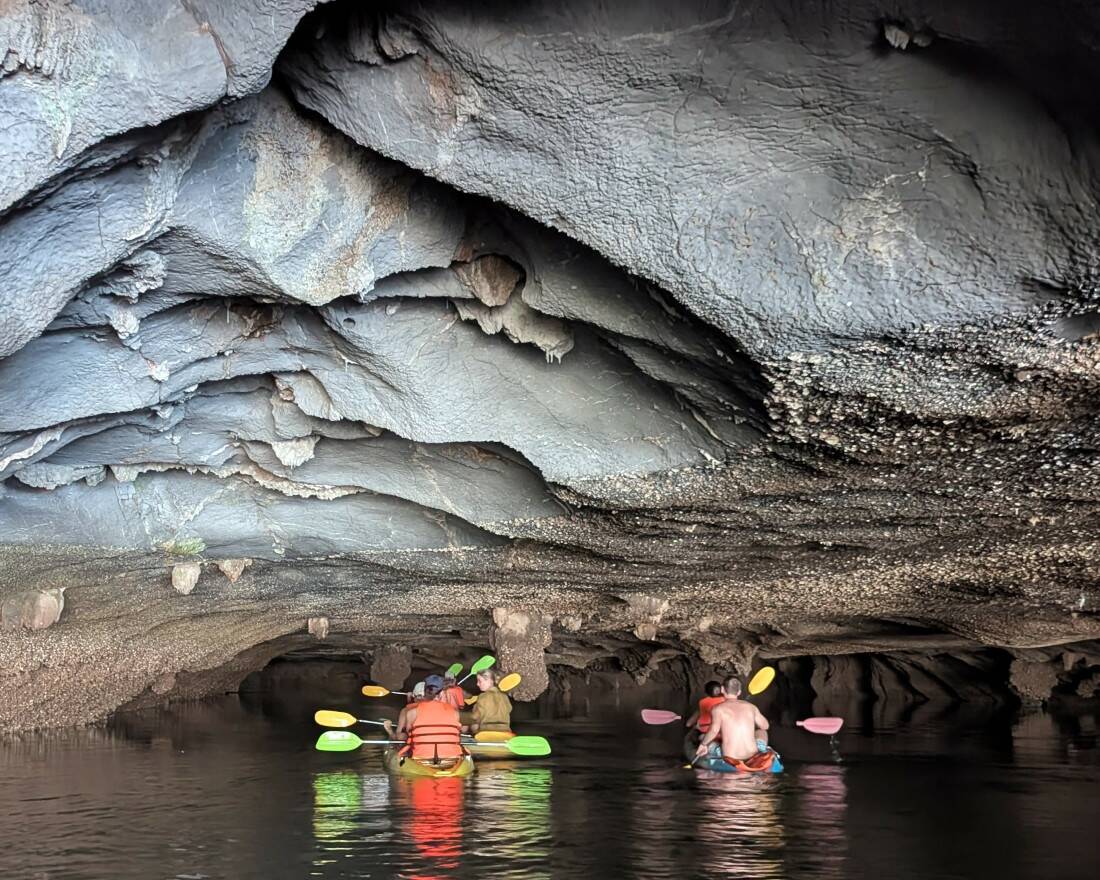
xmin=695 ymin=675 xmax=769 ymax=762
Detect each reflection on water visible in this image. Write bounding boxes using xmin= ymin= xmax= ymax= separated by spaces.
xmin=307 ymin=760 xmax=552 ymax=879
xmin=0 ymin=696 xmax=1097 ymax=880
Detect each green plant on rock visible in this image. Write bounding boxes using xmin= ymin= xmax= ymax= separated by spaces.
xmin=161 ymin=537 xmax=207 ymax=557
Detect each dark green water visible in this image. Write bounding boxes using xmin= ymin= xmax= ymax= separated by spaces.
xmin=1 ymin=694 xmax=1097 ymax=879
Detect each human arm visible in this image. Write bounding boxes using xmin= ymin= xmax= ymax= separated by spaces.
xmin=696 ymin=712 xmax=722 ymax=756
xmin=753 ymin=705 xmax=769 ymax=732
xmin=685 ymin=709 xmax=700 ymax=728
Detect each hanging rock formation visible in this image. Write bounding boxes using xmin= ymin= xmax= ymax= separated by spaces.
xmin=1 ymin=0 xmax=1099 ymax=731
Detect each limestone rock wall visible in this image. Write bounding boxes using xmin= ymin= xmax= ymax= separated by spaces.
xmin=0 ymin=0 xmax=1099 ymax=730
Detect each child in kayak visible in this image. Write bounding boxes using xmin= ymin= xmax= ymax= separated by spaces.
xmin=685 ymin=681 xmax=724 ymax=736
xmin=439 ymin=672 xmax=467 ymax=709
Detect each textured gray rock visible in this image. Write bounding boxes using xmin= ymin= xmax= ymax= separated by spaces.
xmin=1 ymin=0 xmax=1099 ymax=732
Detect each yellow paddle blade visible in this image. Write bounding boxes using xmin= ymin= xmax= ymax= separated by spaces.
xmin=315 ymin=710 xmax=358 ymax=728
xmin=474 ymin=730 xmax=515 ymax=743
xmin=748 ymin=666 xmax=776 ymax=695
xmin=498 ymin=672 xmax=521 ymax=692
xmin=361 ymin=685 xmax=391 ymax=698
xmin=465 ymin=694 xmax=478 ymax=704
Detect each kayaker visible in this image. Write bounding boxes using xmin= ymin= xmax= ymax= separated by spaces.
xmin=383 ymin=680 xmax=425 ymax=740
xmin=684 ymin=680 xmax=724 ymax=736
xmin=467 ymin=669 xmax=512 ymax=734
xmin=403 ymin=675 xmax=463 ymax=762
xmin=439 ymin=673 xmax=467 ymax=710
xmin=695 ymin=675 xmax=770 ymax=762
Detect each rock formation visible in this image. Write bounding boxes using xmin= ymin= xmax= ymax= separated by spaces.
xmin=1 ymin=0 xmax=1099 ymax=731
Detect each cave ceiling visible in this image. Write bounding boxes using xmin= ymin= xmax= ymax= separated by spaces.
xmin=1 ymin=0 xmax=1099 ymax=730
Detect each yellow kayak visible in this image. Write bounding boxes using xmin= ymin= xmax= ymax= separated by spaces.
xmin=462 ymin=730 xmax=521 ymax=759
xmin=382 ymin=748 xmax=475 ymax=778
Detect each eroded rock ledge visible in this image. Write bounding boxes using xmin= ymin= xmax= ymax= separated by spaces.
xmin=1 ymin=0 xmax=1099 ymax=731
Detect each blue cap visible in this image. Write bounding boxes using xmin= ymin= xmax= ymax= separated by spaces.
xmin=424 ymin=674 xmax=445 ymax=690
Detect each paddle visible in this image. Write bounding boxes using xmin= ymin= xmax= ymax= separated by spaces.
xmin=315 ymin=710 xmax=394 ymax=729
xmin=361 ymin=685 xmax=411 ymax=698
xmin=445 ymin=662 xmax=463 ymax=678
xmin=315 ymin=730 xmax=551 ymax=756
xmin=464 ymin=671 xmax=521 ymax=704
xmin=797 ymin=717 xmax=844 ymax=735
xmin=747 ymin=666 xmax=776 ymax=696
xmin=456 ymin=655 xmax=495 ymax=686
xmin=641 ymin=709 xmax=682 ymax=725
xmin=316 ymin=732 xmax=403 ymax=752
xmin=645 ymin=669 xmax=776 ymax=726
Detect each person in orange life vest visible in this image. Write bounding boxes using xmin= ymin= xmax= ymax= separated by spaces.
xmin=403 ymin=675 xmax=463 ymax=761
xmin=684 ymin=681 xmax=724 ymax=735
xmin=439 ymin=672 xmax=467 ymax=709
xmin=382 ymin=681 xmax=425 ymax=740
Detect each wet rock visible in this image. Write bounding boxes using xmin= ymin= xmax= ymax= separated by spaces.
xmin=490 ymin=607 xmax=553 ymax=700
xmin=171 ymin=563 xmax=201 ymax=596
xmin=370 ymin=645 xmax=411 ymax=690
xmin=1009 ymin=658 xmax=1061 ymax=703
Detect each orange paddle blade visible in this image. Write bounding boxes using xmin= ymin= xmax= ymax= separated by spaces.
xmin=498 ymin=672 xmax=521 ymax=692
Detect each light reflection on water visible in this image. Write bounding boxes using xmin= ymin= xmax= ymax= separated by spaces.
xmin=0 ymin=696 xmax=1097 ymax=879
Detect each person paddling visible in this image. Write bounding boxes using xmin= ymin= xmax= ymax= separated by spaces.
xmin=468 ymin=669 xmax=512 ymax=734
xmin=400 ymin=675 xmax=464 ymax=764
xmin=439 ymin=672 xmax=467 ymax=710
xmin=383 ymin=681 xmax=426 ymax=740
xmin=695 ymin=676 xmax=770 ymax=763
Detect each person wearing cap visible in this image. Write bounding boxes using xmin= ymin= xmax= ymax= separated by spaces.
xmin=439 ymin=673 xmax=467 ymax=710
xmin=468 ymin=669 xmax=512 ymax=735
xmin=403 ymin=675 xmax=463 ymax=762
xmin=383 ymin=681 xmax=425 ymax=740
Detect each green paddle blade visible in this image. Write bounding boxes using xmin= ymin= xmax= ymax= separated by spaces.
xmin=470 ymin=654 xmax=496 ymax=675
xmin=445 ymin=663 xmax=463 ymax=678
xmin=505 ymin=736 xmax=551 ymax=757
xmin=315 ymin=731 xmax=364 ymax=752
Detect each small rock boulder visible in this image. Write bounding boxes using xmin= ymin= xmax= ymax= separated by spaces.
xmin=171 ymin=562 xmax=201 ymax=595
xmin=216 ymin=558 xmax=253 ymax=583
xmin=0 ymin=588 xmax=66 ymax=631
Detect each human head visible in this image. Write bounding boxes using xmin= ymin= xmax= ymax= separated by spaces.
xmin=704 ymin=680 xmax=722 ymax=697
xmin=411 ymin=681 xmax=426 ymax=702
xmin=721 ymin=676 xmax=742 ymax=698
xmin=443 ymin=672 xmax=457 ymax=685
xmin=424 ymin=674 xmax=445 ymax=698
xmin=476 ymin=669 xmax=498 ymax=692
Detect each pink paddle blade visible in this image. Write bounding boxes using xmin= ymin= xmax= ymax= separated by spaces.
xmin=797 ymin=717 xmax=844 ymax=735
xmin=641 ymin=709 xmax=682 ymax=725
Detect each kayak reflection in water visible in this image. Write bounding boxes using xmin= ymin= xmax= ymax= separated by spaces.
xmin=695 ymin=676 xmax=771 ymax=762
xmin=406 ymin=777 xmax=465 ymax=872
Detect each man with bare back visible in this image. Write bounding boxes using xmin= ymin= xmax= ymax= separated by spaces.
xmin=695 ymin=675 xmax=769 ymax=762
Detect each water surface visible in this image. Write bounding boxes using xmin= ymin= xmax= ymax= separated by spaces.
xmin=1 ymin=694 xmax=1097 ymax=879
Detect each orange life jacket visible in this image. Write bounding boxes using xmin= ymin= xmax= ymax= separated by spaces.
xmin=440 ymin=685 xmax=466 ymax=709
xmin=405 ymin=700 xmax=463 ymax=761
xmin=696 ymin=696 xmax=725 ymax=733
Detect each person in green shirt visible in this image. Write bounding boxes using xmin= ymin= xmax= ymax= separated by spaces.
xmin=469 ymin=669 xmax=513 ymax=734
